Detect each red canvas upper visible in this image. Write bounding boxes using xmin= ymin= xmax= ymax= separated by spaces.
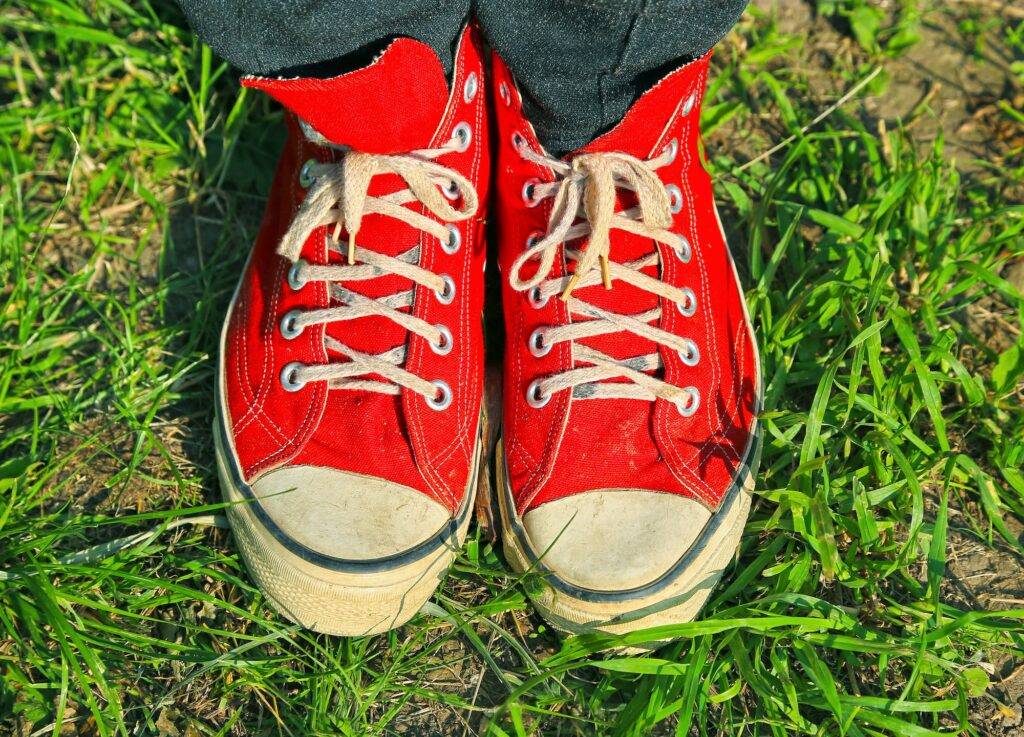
xmin=244 ymin=38 xmax=448 ymax=155
xmin=221 ymin=27 xmax=489 ymax=513
xmin=492 ymin=51 xmax=759 ymax=514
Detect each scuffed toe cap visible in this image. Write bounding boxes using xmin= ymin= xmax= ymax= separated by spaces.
xmin=522 ymin=489 xmax=712 ymax=592
xmin=250 ymin=465 xmax=451 ymax=560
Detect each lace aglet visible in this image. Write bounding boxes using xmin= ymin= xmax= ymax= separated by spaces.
xmin=560 ymin=273 xmax=581 ymax=301
xmin=600 ymin=255 xmax=611 ymax=289
xmin=347 ymin=231 xmax=356 ymax=265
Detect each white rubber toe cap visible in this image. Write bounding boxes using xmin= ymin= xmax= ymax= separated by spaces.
xmin=523 ymin=489 xmax=712 ymax=592
xmin=250 ymin=465 xmax=451 ymax=560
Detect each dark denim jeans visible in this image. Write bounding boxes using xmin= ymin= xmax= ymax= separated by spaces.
xmin=176 ymin=0 xmax=749 ymax=153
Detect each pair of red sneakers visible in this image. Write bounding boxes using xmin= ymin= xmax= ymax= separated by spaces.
xmin=214 ymin=25 xmax=761 ymax=639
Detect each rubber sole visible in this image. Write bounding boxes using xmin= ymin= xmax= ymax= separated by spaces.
xmin=214 ymin=418 xmax=480 ymax=637
xmin=495 ymin=430 xmax=759 ymax=649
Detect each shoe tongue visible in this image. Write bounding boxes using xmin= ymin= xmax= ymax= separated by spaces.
xmin=242 ymin=38 xmax=449 ymax=154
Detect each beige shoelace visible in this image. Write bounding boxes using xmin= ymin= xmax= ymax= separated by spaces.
xmin=274 ymin=125 xmax=478 ymax=407
xmin=510 ymin=144 xmax=701 ymax=416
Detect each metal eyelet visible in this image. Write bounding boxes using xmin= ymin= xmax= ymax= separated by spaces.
xmin=667 ymin=184 xmax=683 ymax=214
xmin=512 ymin=131 xmax=526 ymax=151
xmin=280 ymin=362 xmax=307 ymax=392
xmin=435 ymin=274 xmax=456 ymax=305
xmin=662 ymin=138 xmax=678 ymax=164
xmin=443 ymin=224 xmax=462 ymax=254
xmin=279 ymin=310 xmax=304 ymax=340
xmin=441 ymin=179 xmax=460 ymax=201
xmin=522 ymin=179 xmax=542 ymax=207
xmin=682 ymin=92 xmax=697 ymax=117
xmin=288 ymin=259 xmax=308 ymax=291
xmin=678 ymin=338 xmax=700 ymax=366
xmin=452 ymin=122 xmax=472 ymax=152
xmin=674 ymin=236 xmax=692 ymax=263
xmin=526 ymin=379 xmax=551 ymax=409
xmin=499 ymin=81 xmax=512 ymax=106
xmin=430 ymin=325 xmax=453 ymax=355
xmin=676 ymin=287 xmax=697 ymax=317
xmin=675 ymin=387 xmax=700 ymax=416
xmin=528 ymin=286 xmax=548 ymax=309
xmin=528 ymin=328 xmax=552 ymax=357
xmin=299 ymin=159 xmax=317 ymax=189
xmin=427 ymin=380 xmax=452 ymax=410
xmin=463 ymin=72 xmax=478 ymax=103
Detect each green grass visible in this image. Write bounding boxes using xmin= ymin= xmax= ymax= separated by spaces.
xmin=2 ymin=1 xmax=1023 ymax=735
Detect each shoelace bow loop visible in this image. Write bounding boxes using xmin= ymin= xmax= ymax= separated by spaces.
xmin=279 ymin=149 xmax=478 ymax=264
xmin=510 ymin=151 xmax=680 ymax=300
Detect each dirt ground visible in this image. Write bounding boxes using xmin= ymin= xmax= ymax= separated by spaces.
xmin=946 ymin=517 xmax=1024 ymax=733
xmin=739 ymin=0 xmax=1024 ymax=190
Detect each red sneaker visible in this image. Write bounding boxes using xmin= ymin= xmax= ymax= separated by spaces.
xmin=214 ymin=26 xmax=489 ymax=636
xmin=491 ymin=52 xmax=761 ymax=639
